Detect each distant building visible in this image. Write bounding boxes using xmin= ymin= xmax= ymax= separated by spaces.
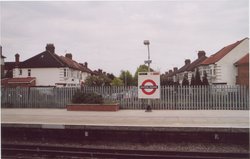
xmin=0 ymin=46 xmax=6 ymax=78
xmin=186 ymin=51 xmax=207 ymax=82
xmin=198 ymin=38 xmax=249 ymax=85
xmin=234 ymin=53 xmax=249 ymax=87
xmin=3 ymin=44 xmax=93 ymax=87
xmin=176 ymin=59 xmax=191 ymax=84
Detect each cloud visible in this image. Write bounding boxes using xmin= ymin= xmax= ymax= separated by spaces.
xmin=1 ymin=0 xmax=248 ymax=76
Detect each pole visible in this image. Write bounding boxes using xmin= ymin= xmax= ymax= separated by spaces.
xmin=146 ymin=44 xmax=152 ymax=112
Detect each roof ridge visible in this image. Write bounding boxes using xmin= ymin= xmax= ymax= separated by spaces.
xmin=49 ymin=52 xmax=67 ymax=67
xmin=234 ymin=53 xmax=249 ymax=66
xmin=201 ymin=38 xmax=248 ymax=65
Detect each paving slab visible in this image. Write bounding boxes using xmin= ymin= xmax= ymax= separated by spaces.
xmin=1 ymin=109 xmax=249 ymax=131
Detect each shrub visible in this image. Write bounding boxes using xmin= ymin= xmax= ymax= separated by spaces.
xmin=71 ymin=90 xmax=104 ymax=104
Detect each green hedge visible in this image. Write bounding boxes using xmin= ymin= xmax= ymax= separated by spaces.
xmin=71 ymin=90 xmax=103 ymax=104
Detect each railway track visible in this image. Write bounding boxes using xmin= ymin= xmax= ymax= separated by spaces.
xmin=2 ymin=144 xmax=249 ymax=159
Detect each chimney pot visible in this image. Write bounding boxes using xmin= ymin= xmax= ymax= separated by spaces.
xmin=198 ymin=51 xmax=206 ymax=58
xmin=185 ymin=59 xmax=191 ymax=65
xmin=84 ymin=62 xmax=88 ymax=68
xmin=65 ymin=53 xmax=72 ymax=60
xmin=173 ymin=67 xmax=178 ymax=72
xmin=15 ymin=53 xmax=20 ymax=66
xmin=98 ymin=69 xmax=102 ymax=74
xmin=46 ymin=43 xmax=55 ymax=53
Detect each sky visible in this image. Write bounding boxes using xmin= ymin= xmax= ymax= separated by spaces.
xmin=1 ymin=0 xmax=249 ymax=76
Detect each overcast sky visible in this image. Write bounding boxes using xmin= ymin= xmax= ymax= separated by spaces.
xmin=1 ymin=0 xmax=249 ymax=76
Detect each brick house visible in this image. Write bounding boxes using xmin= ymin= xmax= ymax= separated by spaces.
xmin=234 ymin=53 xmax=249 ymax=86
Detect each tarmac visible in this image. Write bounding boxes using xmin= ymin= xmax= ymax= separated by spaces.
xmin=1 ymin=108 xmax=249 ymax=132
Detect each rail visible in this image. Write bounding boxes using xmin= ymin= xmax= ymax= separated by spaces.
xmin=2 ymin=144 xmax=249 ymax=159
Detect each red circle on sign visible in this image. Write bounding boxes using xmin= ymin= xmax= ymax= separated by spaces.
xmin=141 ymin=79 xmax=157 ymax=95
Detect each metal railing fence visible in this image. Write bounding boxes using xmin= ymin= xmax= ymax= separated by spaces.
xmin=1 ymin=85 xmax=249 ymax=110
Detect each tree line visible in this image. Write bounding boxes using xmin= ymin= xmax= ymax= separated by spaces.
xmin=84 ymin=65 xmax=209 ymax=86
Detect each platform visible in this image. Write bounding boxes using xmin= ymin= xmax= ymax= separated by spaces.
xmin=1 ymin=108 xmax=249 ymax=132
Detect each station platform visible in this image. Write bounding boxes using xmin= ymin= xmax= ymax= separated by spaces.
xmin=1 ymin=108 xmax=249 ymax=132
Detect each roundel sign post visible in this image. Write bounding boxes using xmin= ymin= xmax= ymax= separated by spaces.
xmin=138 ymin=72 xmax=160 ymax=99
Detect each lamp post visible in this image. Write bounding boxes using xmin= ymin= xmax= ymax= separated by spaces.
xmin=143 ymin=40 xmax=152 ymax=112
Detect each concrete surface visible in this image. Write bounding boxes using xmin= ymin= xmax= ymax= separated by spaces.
xmin=1 ymin=109 xmax=249 ymax=129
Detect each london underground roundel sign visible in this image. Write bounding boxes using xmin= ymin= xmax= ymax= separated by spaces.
xmin=138 ymin=72 xmax=160 ymax=99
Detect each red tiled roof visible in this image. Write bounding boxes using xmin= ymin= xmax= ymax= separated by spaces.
xmin=187 ymin=56 xmax=207 ymax=71
xmin=234 ymin=53 xmax=249 ymax=66
xmin=201 ymin=38 xmax=248 ymax=65
xmin=59 ymin=56 xmax=81 ymax=70
xmin=7 ymin=77 xmax=36 ymax=84
xmin=59 ymin=56 xmax=93 ymax=73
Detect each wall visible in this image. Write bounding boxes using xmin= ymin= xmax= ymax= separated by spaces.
xmin=81 ymin=72 xmax=90 ymax=83
xmin=13 ymin=68 xmax=61 ymax=86
xmin=236 ymin=64 xmax=249 ymax=86
xmin=13 ymin=67 xmax=84 ymax=87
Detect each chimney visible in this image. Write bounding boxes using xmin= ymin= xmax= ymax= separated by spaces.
xmin=198 ymin=51 xmax=206 ymax=58
xmin=84 ymin=62 xmax=88 ymax=68
xmin=98 ymin=69 xmax=102 ymax=74
xmin=169 ymin=70 xmax=173 ymax=74
xmin=15 ymin=53 xmax=20 ymax=66
xmin=165 ymin=71 xmax=168 ymax=75
xmin=46 ymin=43 xmax=55 ymax=53
xmin=173 ymin=67 xmax=178 ymax=72
xmin=65 ymin=53 xmax=72 ymax=60
xmin=185 ymin=59 xmax=191 ymax=65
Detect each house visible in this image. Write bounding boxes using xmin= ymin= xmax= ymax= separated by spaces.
xmin=185 ymin=51 xmax=207 ymax=82
xmin=173 ymin=51 xmax=208 ymax=85
xmin=176 ymin=59 xmax=191 ymax=84
xmin=164 ymin=67 xmax=178 ymax=84
xmin=0 ymin=46 xmax=6 ymax=78
xmin=4 ymin=44 xmax=93 ymax=87
xmin=234 ymin=53 xmax=249 ymax=87
xmin=198 ymin=38 xmax=249 ymax=85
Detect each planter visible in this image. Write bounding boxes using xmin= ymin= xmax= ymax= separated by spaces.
xmin=66 ymin=103 xmax=119 ymax=111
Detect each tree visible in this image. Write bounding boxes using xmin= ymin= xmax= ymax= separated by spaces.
xmin=84 ymin=75 xmax=112 ymax=86
xmin=160 ymin=74 xmax=169 ymax=86
xmin=119 ymin=70 xmax=134 ymax=86
xmin=194 ymin=68 xmax=202 ymax=85
xmin=111 ymin=77 xmax=124 ymax=86
xmin=202 ymin=71 xmax=209 ymax=85
xmin=134 ymin=65 xmax=154 ymax=86
xmin=182 ymin=73 xmax=189 ymax=86
xmin=107 ymin=73 xmax=115 ymax=81
xmin=190 ymin=74 xmax=195 ymax=86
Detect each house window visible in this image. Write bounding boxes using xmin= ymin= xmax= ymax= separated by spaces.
xmin=64 ymin=69 xmax=68 ymax=77
xmin=28 ymin=69 xmax=31 ymax=76
xmin=19 ymin=69 xmax=22 ymax=75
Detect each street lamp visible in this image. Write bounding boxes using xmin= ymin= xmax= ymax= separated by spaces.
xmin=143 ymin=40 xmax=152 ymax=112
xmin=143 ymin=40 xmax=152 ymax=72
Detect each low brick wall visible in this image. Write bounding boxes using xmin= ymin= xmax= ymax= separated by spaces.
xmin=67 ymin=104 xmax=119 ymax=111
